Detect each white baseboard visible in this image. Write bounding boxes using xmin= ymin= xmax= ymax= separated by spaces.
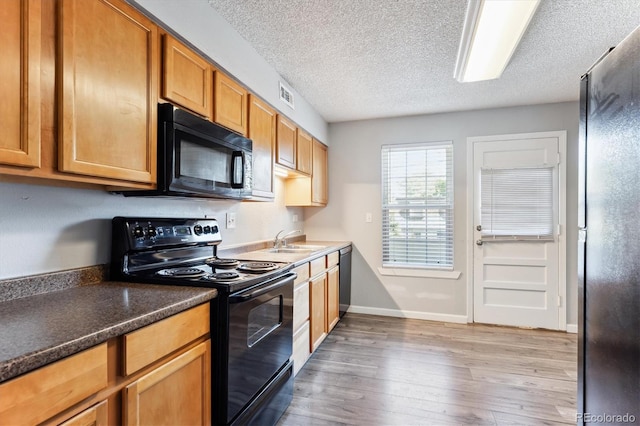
xmin=348 ymin=305 xmax=468 ymax=324
xmin=566 ymin=324 xmax=578 ymax=334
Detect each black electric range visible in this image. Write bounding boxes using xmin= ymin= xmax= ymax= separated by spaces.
xmin=110 ymin=217 xmax=295 ymax=425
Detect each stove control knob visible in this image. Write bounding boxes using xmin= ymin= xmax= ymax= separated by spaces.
xmin=212 ymin=225 xmax=219 ymax=234
xmin=133 ymin=226 xmax=144 ymax=239
xmin=193 ymin=225 xmax=203 ymax=235
xmin=203 ymin=225 xmax=211 ymax=234
xmin=147 ymin=226 xmax=157 ymax=238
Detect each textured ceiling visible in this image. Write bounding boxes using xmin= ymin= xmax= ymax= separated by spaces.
xmin=207 ymin=0 xmax=640 ymax=123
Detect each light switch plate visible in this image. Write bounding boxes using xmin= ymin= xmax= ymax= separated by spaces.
xmin=366 ymin=213 xmax=373 ymax=223
xmin=226 ymin=212 xmax=236 ymax=229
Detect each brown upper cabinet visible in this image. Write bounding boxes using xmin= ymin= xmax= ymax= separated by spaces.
xmin=248 ymin=95 xmax=276 ymax=200
xmin=285 ymin=138 xmax=328 ymax=207
xmin=214 ymin=71 xmax=248 ymax=136
xmin=311 ymin=138 xmax=328 ymax=205
xmin=276 ymin=115 xmax=314 ymax=177
xmin=296 ymin=129 xmax=312 ymax=176
xmin=58 ymin=0 xmax=158 ymax=185
xmin=0 ymin=0 xmax=41 ymax=169
xmin=276 ymin=115 xmax=297 ymax=170
xmin=161 ymin=34 xmax=213 ymax=120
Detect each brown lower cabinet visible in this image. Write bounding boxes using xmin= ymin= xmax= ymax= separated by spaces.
xmin=124 ymin=341 xmax=210 ymax=425
xmin=326 ymin=265 xmax=340 ymax=332
xmin=0 ymin=303 xmax=211 ymax=425
xmin=309 ymin=273 xmax=328 ymax=352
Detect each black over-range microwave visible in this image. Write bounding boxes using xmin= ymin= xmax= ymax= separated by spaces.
xmin=120 ymin=103 xmax=252 ymax=200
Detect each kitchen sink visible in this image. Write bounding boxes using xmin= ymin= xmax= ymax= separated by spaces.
xmin=263 ymin=245 xmax=327 ymax=254
xmin=264 ymin=248 xmax=314 ymax=253
xmin=285 ymin=245 xmax=326 ymax=250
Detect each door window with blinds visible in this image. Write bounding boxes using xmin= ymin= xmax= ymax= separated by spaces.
xmin=480 ymin=167 xmax=555 ymax=240
xmin=381 ymin=142 xmax=453 ymax=269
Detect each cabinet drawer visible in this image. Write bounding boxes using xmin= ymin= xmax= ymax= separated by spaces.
xmin=293 ymin=263 xmax=310 ymax=285
xmin=327 ymin=251 xmax=339 ymax=268
xmin=60 ymin=400 xmax=108 ymax=426
xmin=123 ymin=304 xmax=210 ymax=375
xmin=292 ymin=321 xmax=310 ymax=376
xmin=310 ymin=256 xmax=326 ymax=278
xmin=293 ymin=281 xmax=310 ymax=331
xmin=0 ymin=343 xmax=108 ymax=425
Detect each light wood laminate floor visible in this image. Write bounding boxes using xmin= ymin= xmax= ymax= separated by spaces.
xmin=279 ymin=313 xmax=577 ymax=425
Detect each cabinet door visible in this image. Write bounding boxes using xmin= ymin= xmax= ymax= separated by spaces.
xmin=326 ymin=265 xmax=340 ymax=332
xmin=293 ymin=281 xmax=310 ymax=331
xmin=292 ymin=321 xmax=310 ymax=376
xmin=309 ymin=274 xmax=327 ymax=352
xmin=248 ymin=95 xmax=275 ymax=199
xmin=276 ymin=115 xmax=296 ymax=169
xmin=60 ymin=401 xmax=108 ymax=426
xmin=162 ymin=35 xmax=212 ymax=119
xmin=0 ymin=0 xmax=41 ymax=168
xmin=312 ymin=139 xmax=328 ymax=205
xmin=296 ymin=129 xmax=312 ymax=175
xmin=124 ymin=341 xmax=211 ymax=426
xmin=214 ymin=71 xmax=248 ymax=135
xmin=59 ymin=0 xmax=158 ymax=184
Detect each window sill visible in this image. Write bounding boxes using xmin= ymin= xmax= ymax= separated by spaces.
xmin=378 ymin=267 xmax=461 ymax=280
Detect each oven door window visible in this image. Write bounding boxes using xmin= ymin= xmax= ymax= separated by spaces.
xmin=247 ymin=296 xmax=283 ymax=347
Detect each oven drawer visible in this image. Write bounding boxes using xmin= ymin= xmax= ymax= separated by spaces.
xmin=123 ymin=304 xmax=210 ymax=375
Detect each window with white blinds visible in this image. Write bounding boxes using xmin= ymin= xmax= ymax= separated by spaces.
xmin=381 ymin=142 xmax=453 ymax=269
xmin=480 ymin=167 xmax=555 ymax=240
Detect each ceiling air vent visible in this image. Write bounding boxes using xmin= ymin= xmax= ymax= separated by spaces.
xmin=279 ymin=82 xmax=295 ymax=109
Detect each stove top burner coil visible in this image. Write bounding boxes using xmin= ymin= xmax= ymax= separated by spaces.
xmin=237 ymin=262 xmax=279 ymax=273
xmin=205 ymin=271 xmax=241 ymax=281
xmin=156 ymin=267 xmax=207 ymax=278
xmin=205 ymin=257 xmax=240 ymax=269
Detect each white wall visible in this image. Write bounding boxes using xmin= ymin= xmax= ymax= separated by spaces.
xmin=0 ymin=178 xmax=300 ymax=280
xmin=131 ymin=0 xmax=328 ymax=143
xmin=304 ymin=102 xmax=580 ymax=326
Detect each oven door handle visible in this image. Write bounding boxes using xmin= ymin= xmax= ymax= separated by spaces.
xmin=229 ymin=273 xmax=295 ymax=303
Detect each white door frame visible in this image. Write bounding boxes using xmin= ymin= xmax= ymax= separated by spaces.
xmin=465 ymin=131 xmax=567 ymax=330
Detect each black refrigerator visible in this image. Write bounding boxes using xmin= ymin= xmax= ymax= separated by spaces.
xmin=578 ymin=25 xmax=640 ymax=424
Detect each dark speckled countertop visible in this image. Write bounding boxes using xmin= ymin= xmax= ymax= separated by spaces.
xmin=0 ymin=281 xmax=217 ymax=382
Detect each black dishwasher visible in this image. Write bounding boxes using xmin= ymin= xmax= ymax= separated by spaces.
xmin=339 ymin=245 xmax=352 ymax=317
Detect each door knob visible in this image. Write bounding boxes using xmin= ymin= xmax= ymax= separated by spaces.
xmin=476 ymin=239 xmax=483 ymax=246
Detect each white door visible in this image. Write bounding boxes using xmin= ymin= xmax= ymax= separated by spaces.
xmin=471 ymin=132 xmax=565 ymax=330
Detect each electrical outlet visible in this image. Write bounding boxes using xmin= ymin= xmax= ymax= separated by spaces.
xmin=366 ymin=213 xmax=373 ymax=223
xmin=292 ymin=214 xmax=299 ymax=223
xmin=226 ymin=213 xmax=236 ymax=229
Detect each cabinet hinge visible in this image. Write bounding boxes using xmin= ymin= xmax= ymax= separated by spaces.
xmin=557 ymin=296 xmax=562 ymax=307
xmin=557 ymin=152 xmax=561 ymax=165
xmin=557 ymin=224 xmax=561 ymax=236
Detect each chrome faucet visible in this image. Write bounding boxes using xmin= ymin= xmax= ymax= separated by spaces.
xmin=274 ymin=229 xmax=301 ymax=249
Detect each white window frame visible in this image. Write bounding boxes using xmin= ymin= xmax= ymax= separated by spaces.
xmin=381 ymin=141 xmax=454 ymax=270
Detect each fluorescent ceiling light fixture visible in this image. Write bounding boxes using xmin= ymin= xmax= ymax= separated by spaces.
xmin=454 ymin=0 xmax=540 ymax=83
